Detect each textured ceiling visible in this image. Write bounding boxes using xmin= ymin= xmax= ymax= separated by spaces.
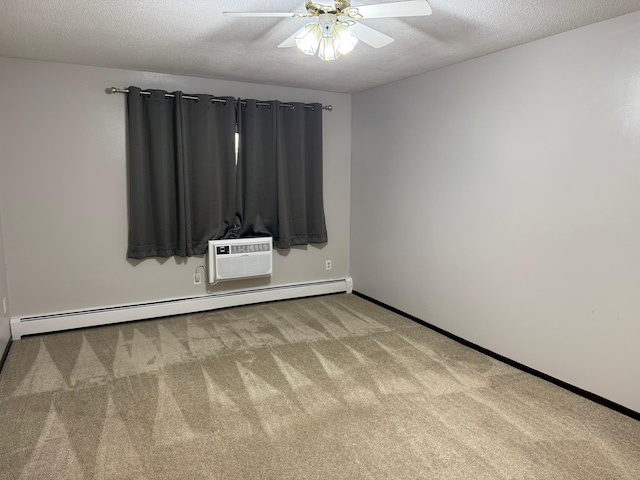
xmin=1 ymin=1 xmax=639 ymax=93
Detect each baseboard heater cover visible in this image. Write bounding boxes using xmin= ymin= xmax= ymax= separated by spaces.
xmin=10 ymin=277 xmax=353 ymax=340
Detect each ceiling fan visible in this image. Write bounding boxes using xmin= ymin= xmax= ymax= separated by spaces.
xmin=223 ymin=1 xmax=432 ymax=61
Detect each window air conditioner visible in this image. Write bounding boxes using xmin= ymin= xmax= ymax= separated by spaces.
xmin=208 ymin=237 xmax=273 ymax=283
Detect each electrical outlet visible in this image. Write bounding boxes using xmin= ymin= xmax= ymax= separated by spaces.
xmin=193 ymin=272 xmax=202 ymax=285
xmin=2 ymin=298 xmax=6 ymax=315
xmin=325 ymin=260 xmax=332 ymax=271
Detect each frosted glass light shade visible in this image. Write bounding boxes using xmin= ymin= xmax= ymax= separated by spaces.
xmin=296 ymin=24 xmax=322 ymax=55
xmin=333 ymin=23 xmax=358 ymax=55
xmin=318 ymin=36 xmax=340 ymax=61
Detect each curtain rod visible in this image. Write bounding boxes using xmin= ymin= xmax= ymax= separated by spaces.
xmin=106 ymin=87 xmax=333 ymax=111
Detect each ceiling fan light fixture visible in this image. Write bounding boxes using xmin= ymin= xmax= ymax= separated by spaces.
xmin=296 ymin=14 xmax=358 ymax=61
xmin=315 ymin=13 xmax=341 ymax=61
xmin=295 ymin=23 xmax=322 ymax=55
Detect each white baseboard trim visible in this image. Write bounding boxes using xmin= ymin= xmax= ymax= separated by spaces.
xmin=11 ymin=277 xmax=353 ymax=340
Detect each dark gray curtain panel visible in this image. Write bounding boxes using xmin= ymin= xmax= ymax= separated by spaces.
xmin=235 ymin=100 xmax=279 ymax=239
xmin=237 ymin=100 xmax=328 ymax=249
xmin=126 ymin=86 xmax=236 ymax=259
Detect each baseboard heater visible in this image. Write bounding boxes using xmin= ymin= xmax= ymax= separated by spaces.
xmin=10 ymin=277 xmax=353 ymax=340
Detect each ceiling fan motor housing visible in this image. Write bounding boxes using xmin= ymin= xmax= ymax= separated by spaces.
xmin=305 ymin=1 xmax=351 ymax=16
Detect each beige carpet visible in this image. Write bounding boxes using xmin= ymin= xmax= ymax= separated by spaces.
xmin=0 ymin=293 xmax=638 ymax=479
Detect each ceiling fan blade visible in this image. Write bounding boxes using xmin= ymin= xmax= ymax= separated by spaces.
xmin=277 ymin=26 xmax=308 ymax=48
xmin=223 ymin=11 xmax=298 ymax=18
xmin=349 ymin=0 xmax=432 ymax=19
xmin=349 ymin=22 xmax=394 ymax=48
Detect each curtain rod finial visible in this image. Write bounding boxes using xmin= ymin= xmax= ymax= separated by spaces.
xmin=106 ymin=87 xmax=117 ymax=94
xmin=324 ymin=105 xmax=333 ymax=111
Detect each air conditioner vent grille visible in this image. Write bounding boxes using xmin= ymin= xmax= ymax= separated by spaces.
xmin=229 ymin=243 xmax=270 ymax=254
xmin=217 ymin=254 xmax=271 ymax=279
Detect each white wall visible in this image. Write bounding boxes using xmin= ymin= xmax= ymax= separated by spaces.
xmin=0 ymin=59 xmax=351 ymax=317
xmin=351 ymin=11 xmax=640 ymax=412
xmin=0 ymin=203 xmax=10 ymax=356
